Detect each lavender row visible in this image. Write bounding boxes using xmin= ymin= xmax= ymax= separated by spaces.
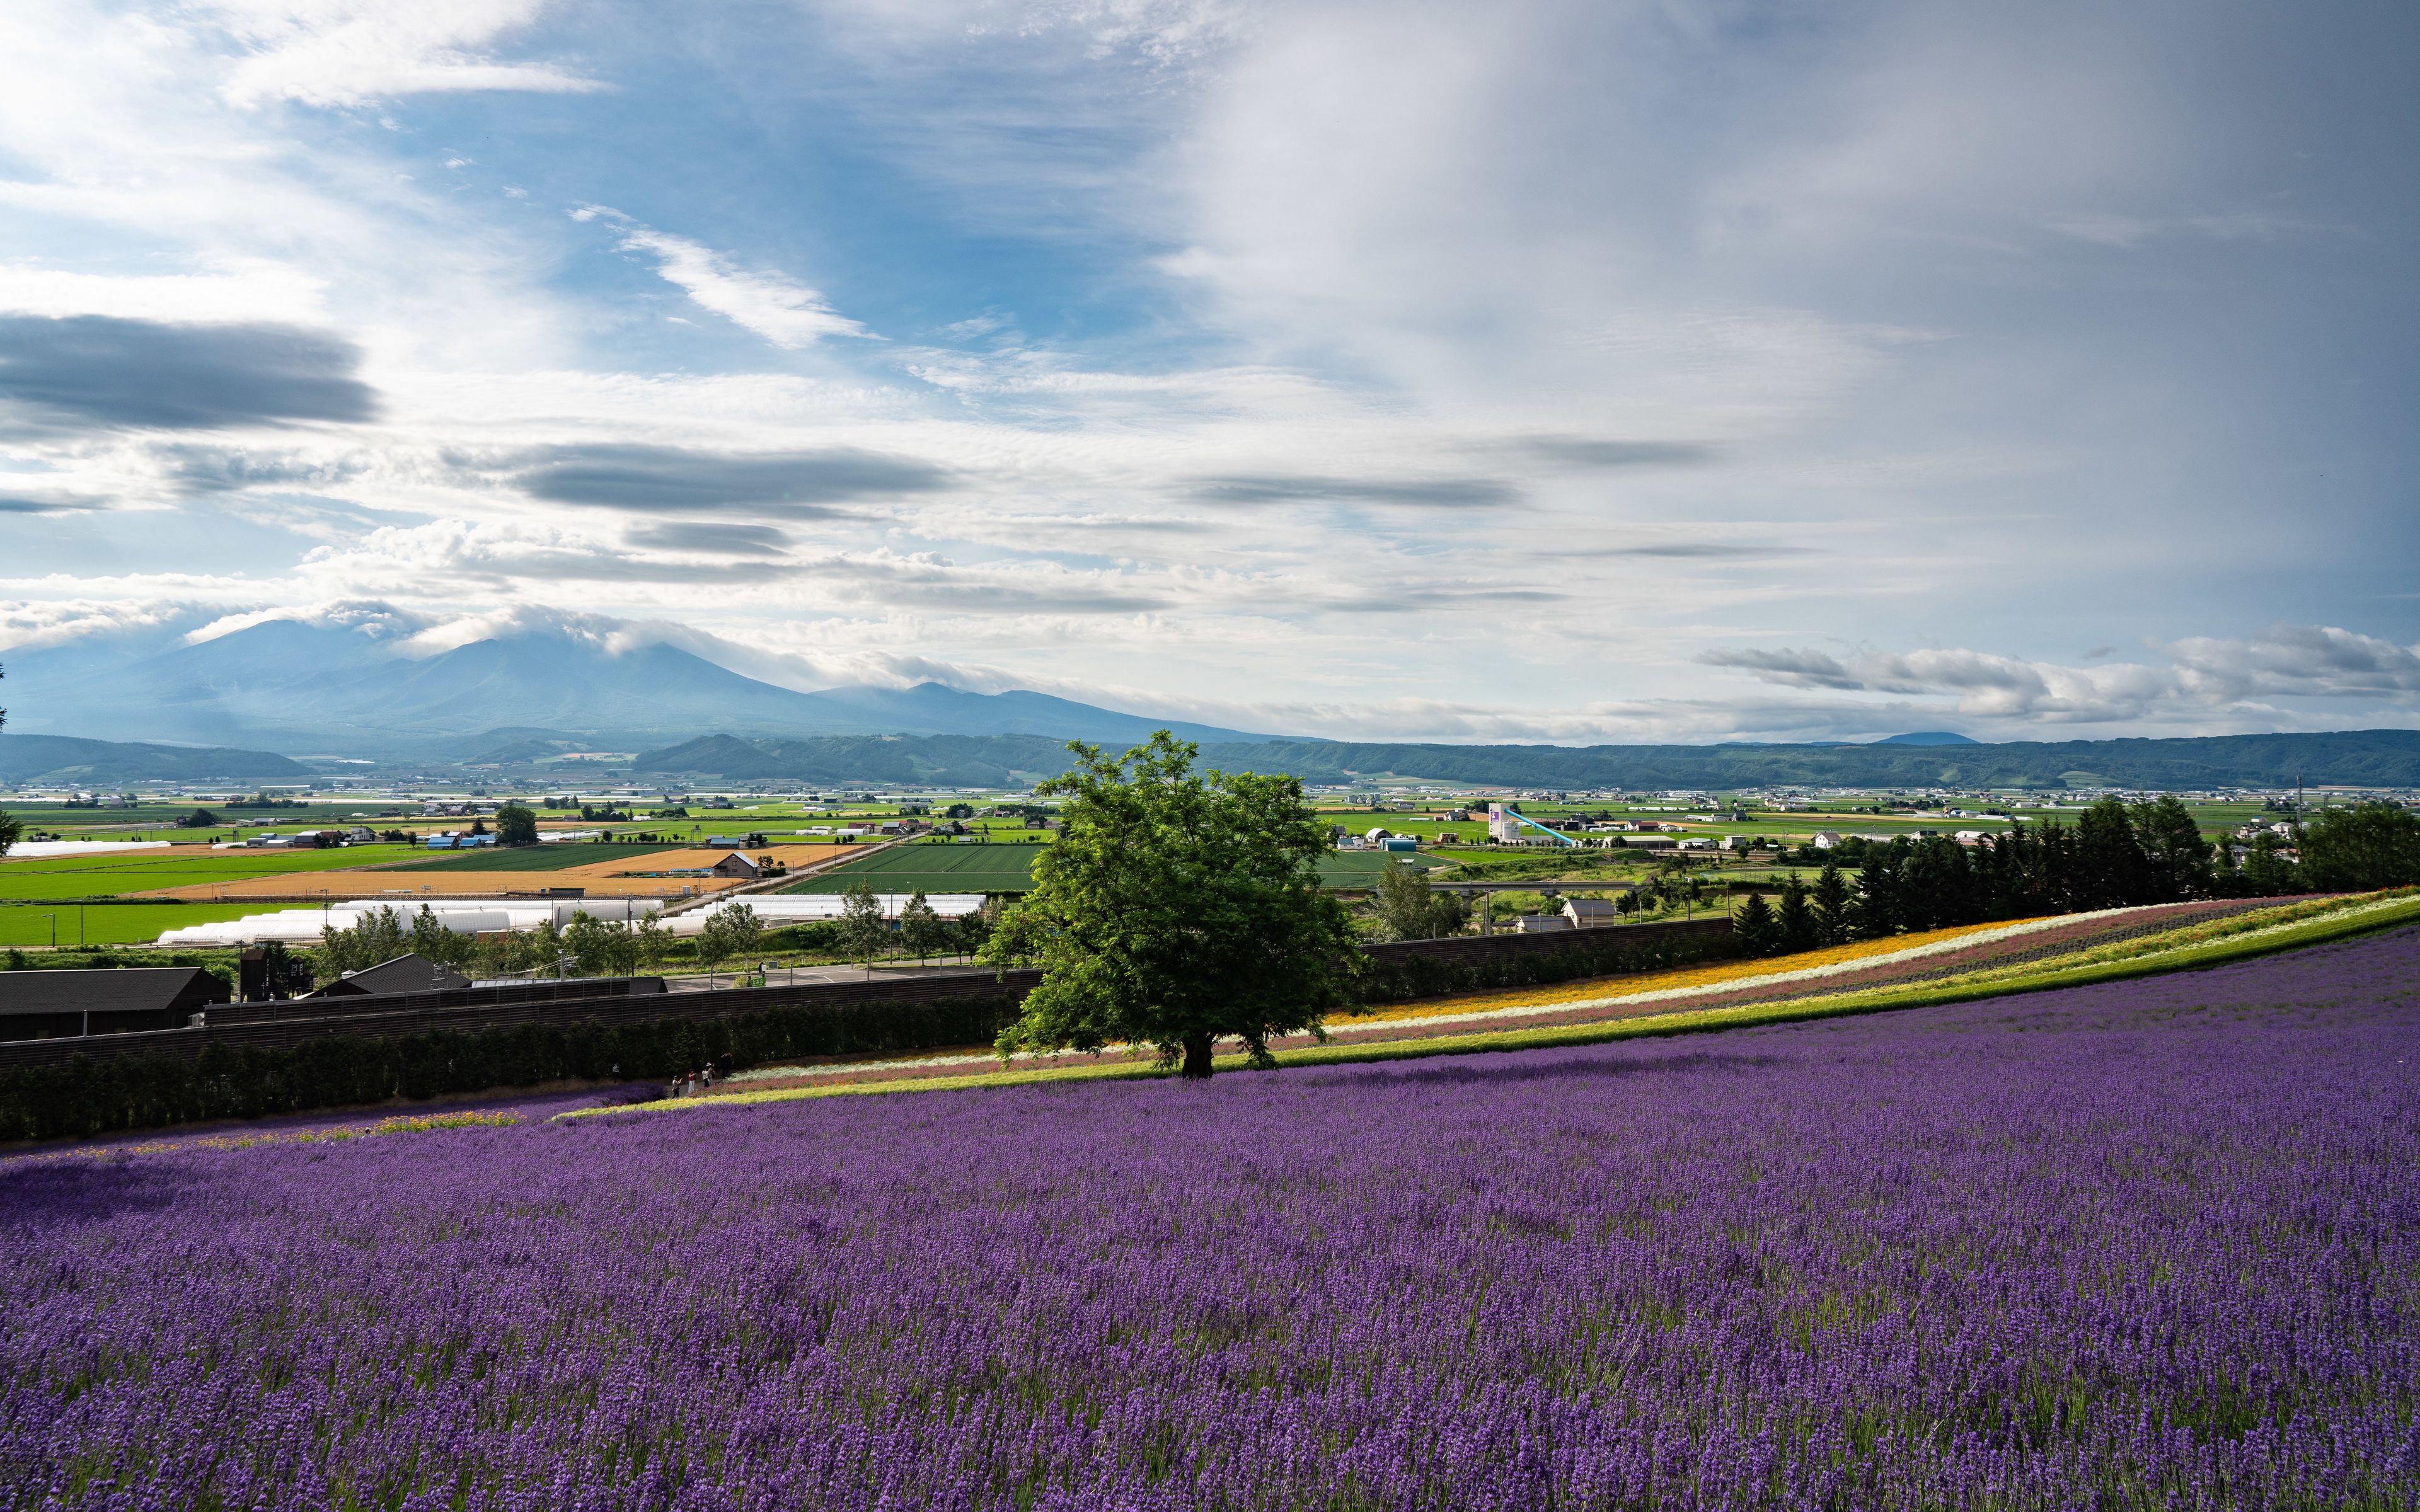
xmin=5 ymin=927 xmax=2418 ymax=1509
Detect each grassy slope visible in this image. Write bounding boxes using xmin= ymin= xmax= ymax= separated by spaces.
xmin=563 ymin=892 xmax=2420 ymax=1120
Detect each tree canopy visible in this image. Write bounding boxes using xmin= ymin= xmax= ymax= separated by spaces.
xmin=1374 ymin=859 xmax=1468 ymax=941
xmin=979 ymin=731 xmax=1364 ymax=1078
xmin=493 ymin=804 xmax=540 ymax=847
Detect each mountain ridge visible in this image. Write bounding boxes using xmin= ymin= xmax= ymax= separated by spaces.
xmin=0 ymin=618 xmax=1281 ymax=750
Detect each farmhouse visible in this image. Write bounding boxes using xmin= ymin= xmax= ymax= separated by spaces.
xmin=711 ymin=852 xmax=763 ymax=879
xmin=1561 ymin=898 xmax=1622 ymax=928
xmin=0 ymin=968 xmax=229 ymax=1042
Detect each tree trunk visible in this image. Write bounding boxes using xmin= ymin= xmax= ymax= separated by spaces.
xmin=1180 ymin=1031 xmax=1214 ymax=1079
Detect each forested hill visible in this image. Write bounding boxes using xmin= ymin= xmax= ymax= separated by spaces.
xmin=1197 ymin=730 xmax=2420 ymax=789
xmin=0 ymin=733 xmax=308 ymax=784
xmin=635 ymin=728 xmax=2420 ymax=789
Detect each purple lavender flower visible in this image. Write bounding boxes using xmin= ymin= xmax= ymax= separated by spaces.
xmin=4 ymin=927 xmax=2417 ymax=1509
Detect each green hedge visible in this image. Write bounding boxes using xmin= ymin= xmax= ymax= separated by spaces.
xmin=0 ymin=993 xmax=1025 ymax=1143
xmin=3 ymin=928 xmax=1741 ymax=1142
xmin=1357 ymin=926 xmax=1740 ymax=1003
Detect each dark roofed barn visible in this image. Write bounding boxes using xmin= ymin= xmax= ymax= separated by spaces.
xmin=0 ymin=968 xmax=230 ymax=1042
xmin=314 ymin=953 xmax=474 ymax=999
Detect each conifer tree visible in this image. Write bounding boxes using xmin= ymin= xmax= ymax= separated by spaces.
xmin=1811 ymin=862 xmax=1851 ymax=945
xmin=1732 ymin=890 xmax=1781 ymax=955
xmin=1777 ymin=874 xmax=1819 ymax=953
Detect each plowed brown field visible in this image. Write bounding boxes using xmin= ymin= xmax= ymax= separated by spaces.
xmin=138 ymin=844 xmax=850 ymax=901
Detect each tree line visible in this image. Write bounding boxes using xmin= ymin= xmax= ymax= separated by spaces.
xmin=1733 ymin=796 xmax=2420 ymax=954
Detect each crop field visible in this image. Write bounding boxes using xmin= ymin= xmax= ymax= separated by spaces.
xmin=779 ymin=840 xmax=1046 ymax=893
xmin=4 ymin=929 xmax=2416 ymax=1507
xmin=0 ymin=845 xmax=422 ymax=902
xmin=1317 ymin=849 xmax=1455 ymax=884
xmin=0 ymin=902 xmax=266 ymax=949
xmin=384 ymin=843 xmax=683 ymax=873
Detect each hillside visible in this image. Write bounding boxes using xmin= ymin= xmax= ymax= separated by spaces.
xmin=0 ymin=733 xmax=308 ymax=784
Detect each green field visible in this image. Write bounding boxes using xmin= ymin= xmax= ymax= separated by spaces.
xmin=386 ymin=844 xmax=683 ymax=873
xmin=1317 ymin=851 xmax=1454 ymax=885
xmin=0 ymin=845 xmax=422 ymax=901
xmin=780 ymin=841 xmax=1458 ymax=894
xmin=778 ymin=842 xmax=1046 ymax=894
xmin=0 ymin=902 xmax=272 ymax=949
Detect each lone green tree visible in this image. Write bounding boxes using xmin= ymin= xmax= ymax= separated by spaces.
xmin=838 ymin=881 xmax=889 ymax=976
xmin=1373 ymin=859 xmax=1466 ymax=940
xmin=632 ymin=910 xmax=672 ymax=973
xmin=698 ymin=903 xmax=762 ymax=986
xmin=978 ymin=731 xmax=1365 ymax=1079
xmin=493 ymin=803 xmax=540 ymax=847
xmin=898 ymin=889 xmax=945 ymax=965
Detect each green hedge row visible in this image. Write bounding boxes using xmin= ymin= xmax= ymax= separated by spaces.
xmin=1357 ymin=926 xmax=1740 ymax=1004
xmin=0 ymin=993 xmax=1025 ymax=1143
xmin=4 ymin=928 xmax=1740 ymax=1142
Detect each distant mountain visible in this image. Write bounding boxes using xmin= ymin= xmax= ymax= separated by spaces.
xmin=0 ymin=733 xmax=306 ymax=785
xmin=632 ymin=728 xmax=2420 ymax=790
xmin=1 ymin=617 xmax=1279 ymax=752
xmin=1874 ymin=731 xmax=1979 ymax=747
xmin=636 ymin=733 xmax=1079 ymax=787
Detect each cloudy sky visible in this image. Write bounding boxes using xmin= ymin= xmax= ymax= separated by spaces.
xmin=3 ymin=0 xmax=2416 ymax=744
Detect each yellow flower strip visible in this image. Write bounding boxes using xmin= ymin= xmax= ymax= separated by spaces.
xmin=559 ymin=891 xmax=2419 ymax=1121
xmin=1357 ymin=918 xmax=2022 ymax=1026
xmin=6 ymin=1109 xmax=523 ymax=1165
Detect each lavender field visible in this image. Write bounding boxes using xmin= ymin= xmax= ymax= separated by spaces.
xmin=6 ymin=930 xmax=2419 ymax=1510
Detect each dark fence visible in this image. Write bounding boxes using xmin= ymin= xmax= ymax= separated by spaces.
xmin=0 ymin=922 xmax=1732 ymax=1142
xmin=206 ymin=974 xmax=668 ymax=1028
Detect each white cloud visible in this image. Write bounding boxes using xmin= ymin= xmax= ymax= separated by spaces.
xmin=1701 ymin=626 xmax=2420 ymax=730
xmin=0 ymin=261 xmax=330 ymax=324
xmin=197 ymin=0 xmax=601 ymax=108
xmin=579 ymin=210 xmax=873 ymax=348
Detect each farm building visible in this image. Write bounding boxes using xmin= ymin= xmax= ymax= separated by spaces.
xmin=314 ymin=954 xmax=475 ymax=999
xmin=1561 ymin=898 xmax=1622 ymax=927
xmin=0 ymin=968 xmax=229 ymax=1042
xmin=711 ymin=852 xmax=763 ymax=879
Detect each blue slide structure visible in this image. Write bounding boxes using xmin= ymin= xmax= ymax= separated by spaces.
xmin=1495 ymin=806 xmax=1581 ymax=847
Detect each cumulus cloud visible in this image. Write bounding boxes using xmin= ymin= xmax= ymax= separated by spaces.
xmin=577 ymin=210 xmax=873 ymax=347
